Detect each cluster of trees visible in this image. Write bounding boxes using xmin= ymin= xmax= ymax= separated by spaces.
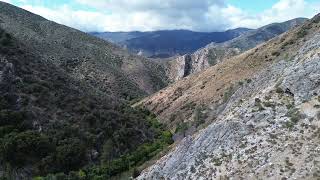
xmin=0 ymin=94 xmax=173 ymax=178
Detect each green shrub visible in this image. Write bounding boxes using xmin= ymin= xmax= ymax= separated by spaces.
xmin=238 ymin=81 xmax=244 ymax=86
xmin=0 ymin=110 xmax=25 ymax=126
xmin=246 ymin=79 xmax=252 ymax=83
xmin=276 ymin=87 xmax=284 ymax=94
xmin=0 ymin=125 xmax=16 ymax=138
xmin=263 ymin=101 xmax=276 ymax=109
xmin=254 ymin=98 xmax=265 ymax=111
xmin=0 ymin=33 xmax=13 ymax=47
xmin=0 ymin=96 xmax=8 ymax=109
xmin=297 ymin=29 xmax=308 ymax=38
xmin=223 ymin=86 xmax=234 ymax=102
xmin=271 ymin=51 xmax=280 ymax=57
xmin=55 ymin=138 xmax=87 ymax=172
xmin=194 ymin=107 xmax=206 ymax=127
xmin=0 ymin=131 xmax=54 ymax=167
xmin=285 ymin=108 xmax=302 ymax=129
xmin=175 ymin=122 xmax=189 ymax=134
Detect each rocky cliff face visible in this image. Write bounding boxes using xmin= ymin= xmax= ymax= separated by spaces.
xmin=137 ymin=15 xmax=320 ymax=179
xmin=167 ymin=49 xmax=211 ymax=81
xmin=167 ymin=18 xmax=306 ymax=82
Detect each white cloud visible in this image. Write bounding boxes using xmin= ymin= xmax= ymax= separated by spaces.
xmin=15 ymin=0 xmax=320 ymax=32
xmin=0 ymin=0 xmax=11 ymax=3
xmin=75 ymin=0 xmax=229 ymax=32
xmin=222 ymin=0 xmax=320 ymax=29
xmin=21 ymin=5 xmax=104 ymax=32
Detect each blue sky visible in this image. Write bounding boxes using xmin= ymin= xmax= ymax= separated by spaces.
xmin=1 ymin=0 xmax=319 ymax=32
xmin=227 ymin=0 xmax=279 ymax=13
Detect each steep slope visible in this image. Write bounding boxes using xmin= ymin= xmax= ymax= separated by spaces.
xmin=0 ymin=2 xmax=173 ymax=179
xmin=167 ymin=18 xmax=307 ymax=81
xmin=92 ymin=28 xmax=251 ymax=58
xmin=0 ymin=2 xmax=167 ymax=100
xmin=137 ymin=14 xmax=320 ymax=179
xmin=137 ymin=15 xmax=317 ymax=132
xmin=0 ymin=21 xmax=173 ymax=179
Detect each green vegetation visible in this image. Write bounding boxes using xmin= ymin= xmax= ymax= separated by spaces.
xmin=0 ymin=131 xmax=54 ymax=167
xmin=0 ymin=94 xmax=172 ymax=178
xmin=181 ymin=102 xmax=197 ymax=110
xmin=246 ymin=79 xmax=252 ymax=83
xmin=297 ymin=29 xmax=308 ymax=39
xmin=285 ymin=108 xmax=302 ymax=129
xmin=194 ymin=106 xmax=206 ymax=127
xmin=281 ymin=39 xmax=295 ymax=49
xmin=254 ymin=98 xmax=265 ymax=111
xmin=0 ymin=32 xmax=173 ymax=179
xmin=207 ymin=48 xmax=219 ymax=65
xmin=276 ymin=87 xmax=284 ymax=94
xmin=175 ymin=122 xmax=189 ymax=136
xmin=0 ymin=29 xmax=13 ymax=47
xmin=0 ymin=29 xmax=16 ymax=55
xmin=212 ymin=158 xmax=222 ymax=166
xmin=36 ymin=126 xmax=172 ymax=179
xmin=223 ymin=85 xmax=235 ymax=102
xmin=263 ymin=101 xmax=276 ymax=109
xmin=271 ymin=51 xmax=281 ymax=57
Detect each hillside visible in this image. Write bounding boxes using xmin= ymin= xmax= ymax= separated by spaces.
xmin=137 ymin=14 xmax=320 ymax=179
xmin=166 ymin=18 xmax=307 ymax=81
xmin=136 ymin=15 xmax=317 ymax=134
xmin=0 ymin=2 xmax=173 ymax=179
xmin=91 ymin=28 xmax=251 ymax=58
xmin=0 ymin=2 xmax=168 ymax=100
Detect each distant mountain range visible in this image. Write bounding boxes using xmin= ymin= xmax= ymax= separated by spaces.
xmin=90 ymin=28 xmax=251 ymax=58
xmin=165 ymin=18 xmax=307 ymax=81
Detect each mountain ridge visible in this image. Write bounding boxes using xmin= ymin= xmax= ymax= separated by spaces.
xmin=91 ymin=28 xmax=252 ymax=58
xmin=0 ymin=1 xmax=168 ymax=100
xmin=165 ymin=17 xmax=307 ymax=81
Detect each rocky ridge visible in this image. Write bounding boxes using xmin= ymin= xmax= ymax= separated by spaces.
xmin=137 ymin=14 xmax=320 ymax=179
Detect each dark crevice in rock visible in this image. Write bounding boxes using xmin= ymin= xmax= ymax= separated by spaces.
xmin=183 ymin=55 xmax=192 ymax=77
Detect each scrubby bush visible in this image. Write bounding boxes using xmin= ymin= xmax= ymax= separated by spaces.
xmin=223 ymin=85 xmax=235 ymax=102
xmin=297 ymin=29 xmax=308 ymax=38
xmin=276 ymin=87 xmax=284 ymax=94
xmin=271 ymin=51 xmax=280 ymax=57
